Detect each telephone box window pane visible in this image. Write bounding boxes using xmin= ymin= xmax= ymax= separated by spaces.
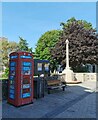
xmin=37 ymin=63 xmax=42 ymax=71
xmin=10 ymin=62 xmax=16 ymax=75
xmin=23 ymin=67 xmax=31 ymax=70
xmin=45 ymin=63 xmax=49 ymax=71
xmin=10 ymin=62 xmax=16 ymax=66
xmin=10 ymin=80 xmax=14 ymax=84
xmin=10 ymin=85 xmax=15 ymax=89
xmin=10 ymin=55 xmax=18 ymax=59
xmin=9 ymin=94 xmax=14 ymax=99
xmin=22 ymin=67 xmax=31 ymax=75
xmin=9 ymin=61 xmax=16 ymax=99
xmin=22 ymin=62 xmax=32 ymax=75
xmin=10 ymin=67 xmax=15 ymax=71
xmin=22 ymin=62 xmax=31 ymax=66
xmin=20 ymin=55 xmax=32 ymax=59
xmin=10 ymin=89 xmax=15 ymax=94
xmin=23 ymin=84 xmax=30 ymax=89
xmin=10 ymin=67 xmax=15 ymax=75
xmin=23 ymin=79 xmax=29 ymax=84
xmin=10 ymin=76 xmax=14 ymax=80
xmin=22 ymin=93 xmax=30 ymax=98
xmin=23 ymin=88 xmax=30 ymax=93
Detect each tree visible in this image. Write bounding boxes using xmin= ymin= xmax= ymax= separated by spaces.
xmin=0 ymin=37 xmax=18 ymax=68
xmin=35 ymin=30 xmax=62 ymax=72
xmin=18 ymin=37 xmax=32 ymax=53
xmin=1 ymin=37 xmax=33 ymax=78
xmin=51 ymin=18 xmax=98 ymax=71
xmin=0 ymin=37 xmax=18 ymax=78
xmin=61 ymin=17 xmax=93 ymax=30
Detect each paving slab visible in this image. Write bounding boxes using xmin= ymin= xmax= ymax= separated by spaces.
xmin=55 ymin=92 xmax=96 ymax=118
xmin=0 ymin=81 xmax=2 ymax=101
xmin=0 ymin=81 xmax=2 ymax=120
xmin=0 ymin=102 xmax=2 ymax=120
xmin=2 ymin=80 xmax=97 ymax=119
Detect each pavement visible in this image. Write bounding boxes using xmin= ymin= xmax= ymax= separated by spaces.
xmin=0 ymin=81 xmax=2 ymax=120
xmin=2 ymin=80 xmax=97 ymax=119
xmin=0 ymin=81 xmax=2 ymax=101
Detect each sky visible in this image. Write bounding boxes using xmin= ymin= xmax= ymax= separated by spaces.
xmin=2 ymin=2 xmax=96 ymax=51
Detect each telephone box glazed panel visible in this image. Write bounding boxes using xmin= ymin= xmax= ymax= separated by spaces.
xmin=8 ymin=51 xmax=34 ymax=107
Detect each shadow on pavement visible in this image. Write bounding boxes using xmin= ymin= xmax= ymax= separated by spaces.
xmin=1 ymin=80 xmax=97 ymax=119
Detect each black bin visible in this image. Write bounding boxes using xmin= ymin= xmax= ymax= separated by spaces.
xmin=2 ymin=79 xmax=8 ymax=100
xmin=34 ymin=77 xmax=45 ymax=99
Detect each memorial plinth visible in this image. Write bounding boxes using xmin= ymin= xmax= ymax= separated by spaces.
xmin=61 ymin=39 xmax=81 ymax=84
xmin=62 ymin=68 xmax=74 ymax=82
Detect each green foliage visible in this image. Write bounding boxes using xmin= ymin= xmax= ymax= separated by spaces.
xmin=61 ymin=17 xmax=93 ymax=30
xmin=35 ymin=30 xmax=62 ymax=72
xmin=2 ymin=67 xmax=9 ymax=78
xmin=73 ymin=65 xmax=88 ymax=73
xmin=0 ymin=37 xmax=18 ymax=78
xmin=0 ymin=37 xmax=18 ymax=67
xmin=18 ymin=37 xmax=33 ymax=53
xmin=0 ymin=38 xmax=9 ymax=67
xmin=35 ymin=30 xmax=62 ymax=58
xmin=1 ymin=37 xmax=33 ymax=78
xmin=51 ymin=18 xmax=98 ymax=71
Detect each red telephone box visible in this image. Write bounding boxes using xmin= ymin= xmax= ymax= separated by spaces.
xmin=8 ymin=51 xmax=34 ymax=107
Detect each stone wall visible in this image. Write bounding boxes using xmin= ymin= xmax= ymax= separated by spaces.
xmin=74 ymin=73 xmax=97 ymax=82
xmin=58 ymin=73 xmax=97 ymax=82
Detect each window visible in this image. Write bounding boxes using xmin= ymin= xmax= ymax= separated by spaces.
xmin=9 ymin=84 xmax=15 ymax=99
xmin=10 ymin=89 xmax=15 ymax=94
xmin=22 ymin=62 xmax=32 ymax=75
xmin=20 ymin=55 xmax=32 ymax=59
xmin=22 ymin=62 xmax=31 ymax=66
xmin=22 ymin=93 xmax=31 ymax=98
xmin=23 ymin=84 xmax=30 ymax=89
xmin=23 ymin=79 xmax=30 ymax=84
xmin=9 ymin=61 xmax=16 ymax=99
xmin=10 ymin=62 xmax=16 ymax=66
xmin=45 ymin=63 xmax=49 ymax=71
xmin=10 ymin=55 xmax=18 ymax=59
xmin=10 ymin=80 xmax=14 ymax=85
xmin=37 ymin=63 xmax=42 ymax=71
xmin=9 ymin=94 xmax=14 ymax=99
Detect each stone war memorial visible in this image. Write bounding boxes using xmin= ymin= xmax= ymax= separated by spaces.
xmin=62 ymin=39 xmax=75 ymax=83
xmin=60 ymin=39 xmax=82 ymax=83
